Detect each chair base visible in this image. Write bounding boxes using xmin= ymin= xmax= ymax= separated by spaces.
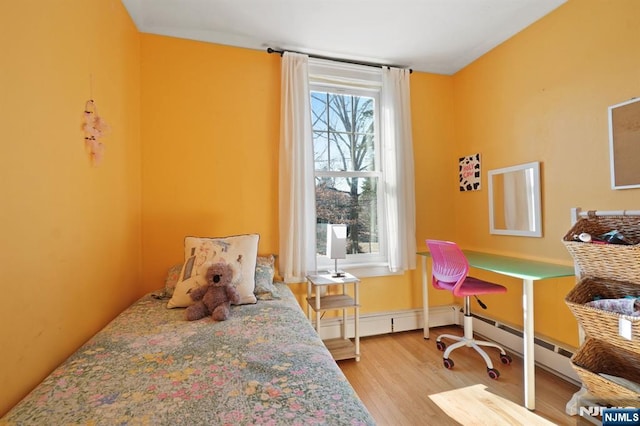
xmin=436 ymin=311 xmax=511 ymax=378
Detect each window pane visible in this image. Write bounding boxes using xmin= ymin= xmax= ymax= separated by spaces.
xmin=328 ymin=94 xmax=351 ymax=133
xmin=315 ymin=176 xmax=379 ymax=255
xmin=312 ymin=92 xmax=376 ymax=173
xmin=328 ymin=133 xmax=351 ymax=171
xmin=354 ymin=96 xmax=375 ymax=172
xmin=311 ymin=92 xmax=327 ymax=131
xmin=354 ymin=96 xmax=374 ymax=134
xmin=313 ymin=131 xmax=329 ymax=170
xmin=356 ymin=134 xmax=375 ymax=172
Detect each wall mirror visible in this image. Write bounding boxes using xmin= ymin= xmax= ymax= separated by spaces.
xmin=488 ymin=161 xmax=542 ymax=237
xmin=609 ymin=97 xmax=640 ymax=189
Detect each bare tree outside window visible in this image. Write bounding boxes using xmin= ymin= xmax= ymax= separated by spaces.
xmin=311 ymin=91 xmax=380 ymax=256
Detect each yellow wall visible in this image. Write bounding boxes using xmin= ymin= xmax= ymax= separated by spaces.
xmin=139 ymin=36 xmax=281 ymax=292
xmin=451 ymin=0 xmax=640 ymax=346
xmin=0 ymin=0 xmax=141 ymax=417
xmin=139 ymin=35 xmax=458 ymax=315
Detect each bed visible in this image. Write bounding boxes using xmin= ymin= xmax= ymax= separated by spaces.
xmin=0 ymin=282 xmax=375 ymax=425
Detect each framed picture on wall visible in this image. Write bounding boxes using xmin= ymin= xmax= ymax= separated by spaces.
xmin=609 ymin=97 xmax=640 ymax=190
xmin=459 ymin=153 xmax=481 ymax=191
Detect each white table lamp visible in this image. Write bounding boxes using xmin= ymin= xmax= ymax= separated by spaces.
xmin=327 ymin=224 xmax=347 ymax=277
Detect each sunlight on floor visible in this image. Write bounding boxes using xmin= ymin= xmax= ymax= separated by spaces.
xmin=429 ymin=384 xmax=556 ymax=425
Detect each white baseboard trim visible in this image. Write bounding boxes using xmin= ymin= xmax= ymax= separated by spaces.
xmin=317 ymin=305 xmax=459 ymax=339
xmin=318 ymin=306 xmax=580 ymax=385
xmin=470 ymin=314 xmax=580 ymax=385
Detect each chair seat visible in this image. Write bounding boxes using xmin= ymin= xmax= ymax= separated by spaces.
xmin=434 ymin=276 xmax=506 ymax=297
xmin=456 ymin=276 xmax=507 ymax=297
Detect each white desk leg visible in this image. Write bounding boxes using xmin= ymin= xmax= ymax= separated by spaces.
xmin=523 ymin=278 xmax=535 ymax=410
xmin=422 ymin=256 xmax=429 ymax=339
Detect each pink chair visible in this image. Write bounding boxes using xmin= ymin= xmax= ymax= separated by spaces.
xmin=426 ymin=239 xmax=512 ymax=379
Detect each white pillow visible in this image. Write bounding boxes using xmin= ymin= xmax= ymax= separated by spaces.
xmin=167 ymin=234 xmax=259 ymax=308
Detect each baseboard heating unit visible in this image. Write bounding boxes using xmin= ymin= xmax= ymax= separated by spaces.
xmin=317 ymin=306 xmax=580 ymax=385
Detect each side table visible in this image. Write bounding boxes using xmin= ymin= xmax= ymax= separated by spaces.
xmin=305 ymin=272 xmax=361 ymax=361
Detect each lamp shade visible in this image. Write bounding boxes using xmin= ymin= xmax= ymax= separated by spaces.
xmin=327 ymin=224 xmax=347 ymax=260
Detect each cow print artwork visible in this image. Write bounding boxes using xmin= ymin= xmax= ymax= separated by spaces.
xmin=459 ymin=153 xmax=481 ymax=191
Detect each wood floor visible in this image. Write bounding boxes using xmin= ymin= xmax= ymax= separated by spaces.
xmin=338 ymin=326 xmax=583 ymax=426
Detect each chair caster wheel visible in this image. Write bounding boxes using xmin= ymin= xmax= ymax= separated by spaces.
xmin=500 ymin=354 xmax=512 ymax=365
xmin=443 ymin=358 xmax=454 ymax=369
xmin=487 ymin=368 xmax=500 ymax=379
xmin=436 ymin=341 xmax=446 ymax=351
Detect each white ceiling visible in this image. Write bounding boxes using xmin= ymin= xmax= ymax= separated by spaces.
xmin=122 ymin=0 xmax=566 ymax=75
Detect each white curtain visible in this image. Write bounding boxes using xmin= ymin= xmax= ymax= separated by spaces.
xmin=381 ymin=67 xmax=416 ymax=272
xmin=278 ymin=52 xmax=317 ymax=283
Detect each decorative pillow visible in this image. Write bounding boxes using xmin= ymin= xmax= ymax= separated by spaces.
xmin=167 ymin=234 xmax=259 ymax=308
xmin=254 ymin=254 xmax=278 ymax=300
xmin=164 ymin=263 xmax=183 ymax=298
xmin=167 ymin=268 xmax=208 ymax=308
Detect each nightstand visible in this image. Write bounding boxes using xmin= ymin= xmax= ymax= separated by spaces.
xmin=305 ymin=272 xmax=361 ymax=361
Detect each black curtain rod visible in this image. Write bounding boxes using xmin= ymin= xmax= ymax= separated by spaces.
xmin=267 ymin=48 xmax=412 ymax=74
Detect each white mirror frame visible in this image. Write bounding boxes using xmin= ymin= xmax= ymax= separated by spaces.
xmin=488 ymin=161 xmax=542 ymax=237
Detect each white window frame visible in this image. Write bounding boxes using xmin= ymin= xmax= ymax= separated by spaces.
xmin=309 ymin=60 xmax=397 ymax=278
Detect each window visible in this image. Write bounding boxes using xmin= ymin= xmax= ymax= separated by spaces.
xmin=278 ymin=53 xmax=414 ymax=282
xmin=309 ymin=62 xmax=388 ymax=273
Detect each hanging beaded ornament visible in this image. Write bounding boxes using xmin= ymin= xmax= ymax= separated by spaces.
xmin=82 ymin=100 xmax=109 ymax=165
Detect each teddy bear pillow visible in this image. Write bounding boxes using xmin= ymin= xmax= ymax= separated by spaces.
xmin=167 ymin=234 xmax=259 ymax=308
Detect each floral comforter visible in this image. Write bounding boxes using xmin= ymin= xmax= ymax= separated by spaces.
xmin=1 ymin=284 xmax=374 ymax=425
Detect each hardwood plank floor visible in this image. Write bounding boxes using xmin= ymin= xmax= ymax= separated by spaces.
xmin=338 ymin=326 xmax=583 ymax=425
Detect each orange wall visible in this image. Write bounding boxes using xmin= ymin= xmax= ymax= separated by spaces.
xmin=139 ymin=36 xmax=458 ymax=314
xmin=0 ymin=0 xmax=141 ymax=417
xmin=452 ymin=0 xmax=640 ymax=346
xmin=139 ymin=36 xmax=281 ymax=293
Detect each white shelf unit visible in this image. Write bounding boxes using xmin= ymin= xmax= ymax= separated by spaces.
xmin=306 ymin=272 xmax=361 ymax=361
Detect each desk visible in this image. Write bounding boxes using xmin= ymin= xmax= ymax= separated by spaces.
xmin=417 ymin=250 xmax=574 ymax=411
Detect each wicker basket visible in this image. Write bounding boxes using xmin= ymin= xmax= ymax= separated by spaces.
xmin=562 ymin=213 xmax=640 ymax=282
xmin=565 ymin=277 xmax=640 ymax=353
xmin=571 ymin=338 xmax=640 ymax=406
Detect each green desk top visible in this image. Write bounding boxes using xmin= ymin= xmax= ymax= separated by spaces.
xmin=417 ymin=250 xmax=575 ymax=281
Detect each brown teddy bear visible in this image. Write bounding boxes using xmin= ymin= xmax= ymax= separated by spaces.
xmin=186 ymin=261 xmax=240 ymax=321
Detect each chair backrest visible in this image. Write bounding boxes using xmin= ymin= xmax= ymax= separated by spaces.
xmin=425 ymin=239 xmax=469 ymax=292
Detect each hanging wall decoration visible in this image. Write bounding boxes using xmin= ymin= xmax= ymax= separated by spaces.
xmin=459 ymin=153 xmax=481 ymax=191
xmin=82 ymin=100 xmax=109 ymax=165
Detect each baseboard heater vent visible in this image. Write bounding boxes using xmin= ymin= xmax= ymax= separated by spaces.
xmin=469 ymin=312 xmax=579 ymax=385
xmin=318 ymin=307 xmax=580 ymax=385
xmin=317 ymin=305 xmax=457 ymax=340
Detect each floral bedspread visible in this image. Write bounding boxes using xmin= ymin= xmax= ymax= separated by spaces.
xmin=2 ymin=284 xmax=374 ymax=425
